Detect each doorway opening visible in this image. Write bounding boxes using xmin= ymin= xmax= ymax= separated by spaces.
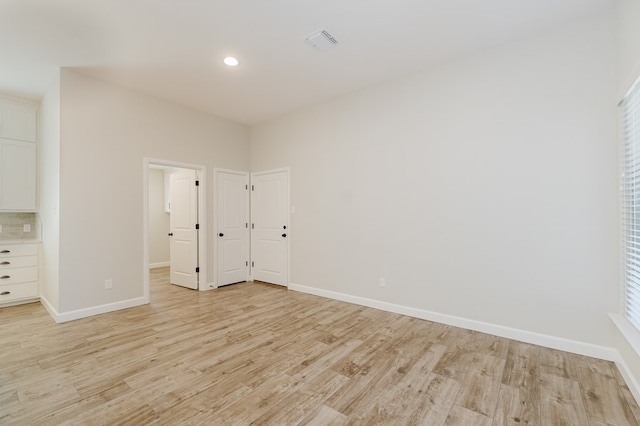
xmin=143 ymin=158 xmax=207 ymax=302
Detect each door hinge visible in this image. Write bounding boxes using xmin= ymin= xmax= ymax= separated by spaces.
xmin=252 ymin=185 xmax=254 ymax=191
xmin=252 ymin=261 xmax=254 ymax=267
xmin=195 ymin=224 xmax=199 ymax=230
xmin=245 ymin=223 xmax=248 ymax=228
xmin=251 ymin=223 xmax=254 ymax=229
xmin=246 ymin=261 xmax=248 ymax=266
xmin=246 ymin=184 xmax=248 ymax=190
xmin=195 ymin=180 xmax=199 ymax=186
xmin=196 ymin=267 xmax=200 ymax=273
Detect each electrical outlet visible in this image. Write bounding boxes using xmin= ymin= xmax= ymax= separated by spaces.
xmin=23 ymin=224 xmax=31 ymax=233
xmin=379 ymin=277 xmax=386 ymax=288
xmin=105 ymin=279 xmax=112 ymax=290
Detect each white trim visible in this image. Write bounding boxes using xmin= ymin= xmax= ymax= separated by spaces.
xmin=143 ymin=158 xmax=208 ymax=296
xmin=612 ymin=350 xmax=640 ymax=406
xmin=610 ymin=313 xmax=640 ymax=401
xmin=289 ymin=282 xmax=617 ymax=361
xmin=40 ymin=294 xmax=147 ymax=323
xmin=611 ymin=313 xmax=640 ymax=357
xmin=149 ymin=261 xmax=169 ymax=269
xmin=609 ymin=313 xmax=640 ymax=404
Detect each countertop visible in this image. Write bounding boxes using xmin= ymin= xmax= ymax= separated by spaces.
xmin=0 ymin=239 xmax=41 ymax=245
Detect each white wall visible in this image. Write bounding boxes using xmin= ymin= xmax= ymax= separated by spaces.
xmin=57 ymin=69 xmax=249 ymax=313
xmin=615 ymin=0 xmax=640 ymax=97
xmin=38 ymin=73 xmax=61 ymax=311
xmin=148 ymin=168 xmax=169 ymax=266
xmin=612 ymin=0 xmax=640 ymax=400
xmin=251 ymin=12 xmax=618 ymax=348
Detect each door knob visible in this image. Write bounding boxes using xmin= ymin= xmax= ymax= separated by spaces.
xmin=219 ymin=233 xmax=224 ymax=237
xmin=282 ymin=233 xmax=287 ymax=238
xmin=168 ymin=233 xmax=173 ymax=236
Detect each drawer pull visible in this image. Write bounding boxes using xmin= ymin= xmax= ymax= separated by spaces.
xmin=0 ymin=250 xmax=10 ymax=254
xmin=0 ymin=275 xmax=10 ymax=279
xmin=0 ymin=261 xmax=9 ymax=265
xmin=0 ymin=291 xmax=10 ymax=296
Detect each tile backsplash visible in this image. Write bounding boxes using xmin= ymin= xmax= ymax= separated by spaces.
xmin=0 ymin=213 xmax=38 ymax=240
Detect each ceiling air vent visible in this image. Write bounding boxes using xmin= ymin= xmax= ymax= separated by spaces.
xmin=305 ymin=29 xmax=338 ymax=51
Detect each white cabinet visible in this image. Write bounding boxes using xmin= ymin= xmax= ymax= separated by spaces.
xmin=0 ymin=139 xmax=36 ymax=211
xmin=0 ymin=101 xmax=37 ymax=142
xmin=0 ymin=243 xmax=39 ymax=306
xmin=0 ymin=96 xmax=37 ymax=212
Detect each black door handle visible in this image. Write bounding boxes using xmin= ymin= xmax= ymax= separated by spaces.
xmin=282 ymin=233 xmax=287 ymax=238
xmin=168 ymin=233 xmax=173 ymax=236
xmin=219 ymin=233 xmax=224 ymax=237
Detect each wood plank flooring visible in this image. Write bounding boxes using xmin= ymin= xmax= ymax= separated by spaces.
xmin=1 ymin=267 xmax=639 ymax=425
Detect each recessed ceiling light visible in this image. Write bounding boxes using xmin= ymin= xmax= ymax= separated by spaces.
xmin=223 ymin=56 xmax=239 ymax=67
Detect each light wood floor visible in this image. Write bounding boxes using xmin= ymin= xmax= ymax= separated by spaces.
xmin=1 ymin=268 xmax=639 ymax=425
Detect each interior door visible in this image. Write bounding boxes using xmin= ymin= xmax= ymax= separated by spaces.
xmin=251 ymin=169 xmax=289 ymax=286
xmin=169 ymin=169 xmax=199 ymax=289
xmin=216 ymin=170 xmax=249 ymax=286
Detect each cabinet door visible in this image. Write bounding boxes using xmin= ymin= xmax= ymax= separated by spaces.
xmin=0 ymin=139 xmax=36 ymax=211
xmin=0 ymin=103 xmax=37 ymax=142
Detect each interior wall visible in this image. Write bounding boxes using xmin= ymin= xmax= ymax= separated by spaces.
xmin=612 ymin=0 xmax=640 ymax=398
xmin=58 ymin=69 xmax=249 ymax=313
xmin=148 ymin=168 xmax=169 ymax=266
xmin=38 ymin=73 xmax=61 ymax=311
xmin=250 ymin=12 xmax=618 ymax=348
xmin=615 ymin=0 xmax=640 ymax=96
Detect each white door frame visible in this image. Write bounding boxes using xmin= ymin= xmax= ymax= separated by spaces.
xmin=213 ymin=168 xmax=250 ymax=288
xmin=142 ymin=157 xmax=208 ymax=302
xmin=250 ymin=167 xmax=290 ymax=286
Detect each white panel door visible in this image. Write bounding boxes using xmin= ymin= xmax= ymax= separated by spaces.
xmin=216 ymin=170 xmax=249 ymax=286
xmin=169 ymin=169 xmax=199 ymax=289
xmin=251 ymin=169 xmax=289 ymax=286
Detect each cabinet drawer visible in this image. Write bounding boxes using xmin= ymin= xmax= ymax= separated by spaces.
xmin=0 ymin=255 xmax=37 ymax=269
xmin=0 ymin=267 xmax=37 ymax=284
xmin=0 ymin=281 xmax=38 ymax=303
xmin=0 ymin=245 xmax=38 ymax=257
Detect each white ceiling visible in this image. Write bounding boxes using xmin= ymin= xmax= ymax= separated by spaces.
xmin=0 ymin=0 xmax=614 ymax=125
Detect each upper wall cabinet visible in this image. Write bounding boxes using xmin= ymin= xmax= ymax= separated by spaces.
xmin=0 ymin=96 xmax=38 ymax=212
xmin=0 ymin=100 xmax=37 ymax=143
xmin=0 ymin=139 xmax=36 ymax=211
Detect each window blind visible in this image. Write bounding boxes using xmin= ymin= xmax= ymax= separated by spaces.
xmin=622 ymin=76 xmax=640 ymax=331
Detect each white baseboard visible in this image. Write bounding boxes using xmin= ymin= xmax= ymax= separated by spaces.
xmin=289 ymin=282 xmax=617 ymax=362
xmin=201 ymin=282 xmax=216 ymax=291
xmin=613 ymin=350 xmax=640 ymax=407
xmin=609 ymin=313 xmax=640 ymax=404
xmin=40 ymin=294 xmax=148 ymax=323
xmin=149 ymin=261 xmax=169 ymax=269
